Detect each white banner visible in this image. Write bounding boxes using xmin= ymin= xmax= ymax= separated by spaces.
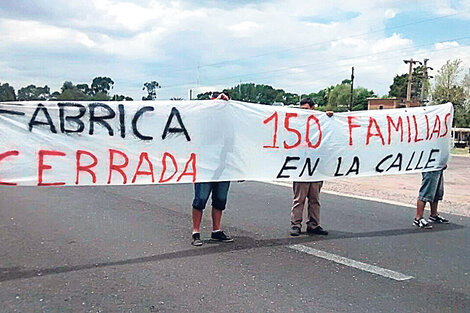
xmin=0 ymin=100 xmax=453 ymax=186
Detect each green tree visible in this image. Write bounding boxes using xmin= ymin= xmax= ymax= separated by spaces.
xmin=142 ymin=81 xmax=161 ymax=100
xmin=433 ymin=59 xmax=466 ymax=105
xmin=196 ymin=91 xmax=213 ymax=100
xmin=56 ymin=88 xmax=90 ymax=100
xmin=91 ymin=77 xmax=114 ymax=96
xmin=306 ymin=88 xmax=329 ymax=107
xmin=57 ymin=81 xmax=89 ymax=100
xmin=389 ymin=73 xmax=409 ymax=98
xmin=0 ymin=82 xmax=17 ymax=101
xmin=327 ymin=83 xmax=350 ymax=111
xmin=111 ymin=94 xmax=133 ymax=101
xmin=90 ymin=92 xmax=111 ymax=101
xmin=17 ymin=84 xmax=50 ymax=100
xmin=388 ymin=66 xmax=428 ymax=100
xmin=214 ymin=83 xmax=299 ymax=105
xmin=50 ymin=91 xmax=61 ymax=100
xmin=433 ymin=59 xmax=469 ymax=127
xmin=77 ymin=83 xmax=92 ymax=96
xmin=352 ymin=87 xmax=376 ymax=111
xmin=61 ymin=81 xmax=74 ymax=92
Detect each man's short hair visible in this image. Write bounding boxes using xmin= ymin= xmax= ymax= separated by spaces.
xmin=300 ymin=98 xmax=314 ymax=108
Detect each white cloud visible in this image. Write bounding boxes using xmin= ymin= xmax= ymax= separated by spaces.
xmin=384 ymin=9 xmax=398 ymax=19
xmin=434 ymin=41 xmax=460 ymax=50
xmin=371 ymin=33 xmax=413 ymax=54
xmin=0 ymin=19 xmax=95 ymax=48
xmin=1 ymin=0 xmax=469 ymax=99
xmin=228 ymin=21 xmax=260 ymax=38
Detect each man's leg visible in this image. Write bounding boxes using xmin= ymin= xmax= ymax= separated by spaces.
xmin=428 ymin=170 xmax=448 ymax=223
xmin=415 ymin=200 xmax=426 ymax=220
xmin=210 ymin=182 xmax=233 ymax=242
xmin=430 ymin=201 xmax=438 ymax=217
xmin=306 ymin=182 xmax=322 ymax=228
xmin=192 ymin=208 xmax=203 ymax=234
xmin=212 ymin=207 xmax=223 ymax=231
xmin=306 ymin=182 xmax=328 ymax=235
xmin=291 ymin=183 xmax=308 ymax=226
xmin=191 ymin=183 xmax=211 ymax=245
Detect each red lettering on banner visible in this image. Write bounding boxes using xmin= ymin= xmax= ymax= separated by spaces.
xmin=406 ymin=116 xmax=411 ymax=143
xmin=108 ymin=149 xmax=129 ymax=184
xmin=159 ymin=152 xmax=178 ymax=183
xmin=283 ymin=113 xmax=301 ymax=149
xmin=348 ymin=116 xmax=360 ymax=146
xmin=132 ymin=152 xmax=154 ymax=183
xmin=425 ymin=115 xmax=430 ymax=140
xmin=306 ymin=115 xmax=322 ymax=149
xmin=386 ymin=115 xmax=403 ymax=145
xmin=0 ymin=150 xmax=19 ymax=186
xmin=177 ymin=153 xmax=197 ymax=182
xmin=429 ymin=115 xmax=441 ymax=140
xmin=76 ymin=150 xmax=98 ymax=184
xmin=366 ymin=117 xmax=385 ymax=145
xmin=440 ymin=113 xmax=451 ymax=137
xmin=412 ymin=115 xmax=423 ymax=142
xmin=263 ymin=112 xmax=279 ymax=149
xmin=38 ymin=150 xmax=66 ymax=186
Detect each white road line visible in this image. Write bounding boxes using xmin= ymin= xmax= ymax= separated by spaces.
xmin=289 ymin=244 xmax=414 ymax=281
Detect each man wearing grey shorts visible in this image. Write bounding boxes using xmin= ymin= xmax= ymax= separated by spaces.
xmin=414 ymin=165 xmax=450 ymax=229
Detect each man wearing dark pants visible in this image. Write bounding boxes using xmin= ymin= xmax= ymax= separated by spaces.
xmin=290 ymin=98 xmax=331 ymax=236
xmin=290 ymin=181 xmax=328 ymax=236
xmin=191 ymin=181 xmax=233 ymax=246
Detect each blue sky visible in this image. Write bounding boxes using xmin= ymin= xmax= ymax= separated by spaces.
xmin=1 ymin=0 xmax=469 ymax=100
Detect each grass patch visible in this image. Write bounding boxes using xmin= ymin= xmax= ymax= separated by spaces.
xmin=451 ymin=147 xmax=469 ymax=155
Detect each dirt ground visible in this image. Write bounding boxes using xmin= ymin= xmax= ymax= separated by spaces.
xmin=322 ymin=155 xmax=470 ymax=217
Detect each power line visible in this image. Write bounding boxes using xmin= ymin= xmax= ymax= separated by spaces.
xmin=145 ymin=9 xmax=470 ymax=73
xmin=160 ymin=35 xmax=470 ymax=90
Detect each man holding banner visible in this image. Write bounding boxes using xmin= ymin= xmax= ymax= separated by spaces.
xmin=414 ymin=166 xmax=450 ymax=229
xmin=191 ymin=93 xmax=234 ymax=246
xmin=290 ymin=98 xmax=331 ymax=237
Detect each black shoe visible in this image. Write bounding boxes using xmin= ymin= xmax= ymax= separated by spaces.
xmin=290 ymin=226 xmax=301 ymax=236
xmin=191 ymin=233 xmax=203 ymax=246
xmin=429 ymin=215 xmax=449 ymax=224
xmin=210 ymin=231 xmax=234 ymax=242
xmin=306 ymin=226 xmax=328 ymax=235
xmin=413 ymin=218 xmax=432 ymax=229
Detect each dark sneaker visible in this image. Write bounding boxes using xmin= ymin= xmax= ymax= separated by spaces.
xmin=413 ymin=218 xmax=432 ymax=229
xmin=429 ymin=215 xmax=449 ymax=224
xmin=191 ymin=233 xmax=203 ymax=246
xmin=306 ymin=226 xmax=328 ymax=235
xmin=290 ymin=226 xmax=301 ymax=236
xmin=210 ymin=231 xmax=234 ymax=242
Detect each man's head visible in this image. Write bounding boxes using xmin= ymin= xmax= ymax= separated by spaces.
xmin=300 ymin=97 xmax=314 ymax=109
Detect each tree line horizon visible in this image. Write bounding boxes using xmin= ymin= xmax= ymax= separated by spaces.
xmin=0 ymin=59 xmax=469 ymax=127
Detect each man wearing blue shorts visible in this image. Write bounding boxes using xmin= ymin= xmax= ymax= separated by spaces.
xmin=414 ymin=165 xmax=450 ymax=229
xmin=191 ymin=93 xmax=234 ymax=246
xmin=191 ymin=181 xmax=233 ymax=246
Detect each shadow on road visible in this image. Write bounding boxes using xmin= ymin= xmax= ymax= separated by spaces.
xmin=0 ymin=223 xmax=464 ymax=282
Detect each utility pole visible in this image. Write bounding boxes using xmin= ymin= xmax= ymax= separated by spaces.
xmin=420 ymin=59 xmax=433 ymax=103
xmin=349 ymin=66 xmax=354 ymax=111
xmin=403 ymin=59 xmax=421 ymax=102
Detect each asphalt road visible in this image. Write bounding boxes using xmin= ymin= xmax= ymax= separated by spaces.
xmin=0 ymin=182 xmax=469 ymax=312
